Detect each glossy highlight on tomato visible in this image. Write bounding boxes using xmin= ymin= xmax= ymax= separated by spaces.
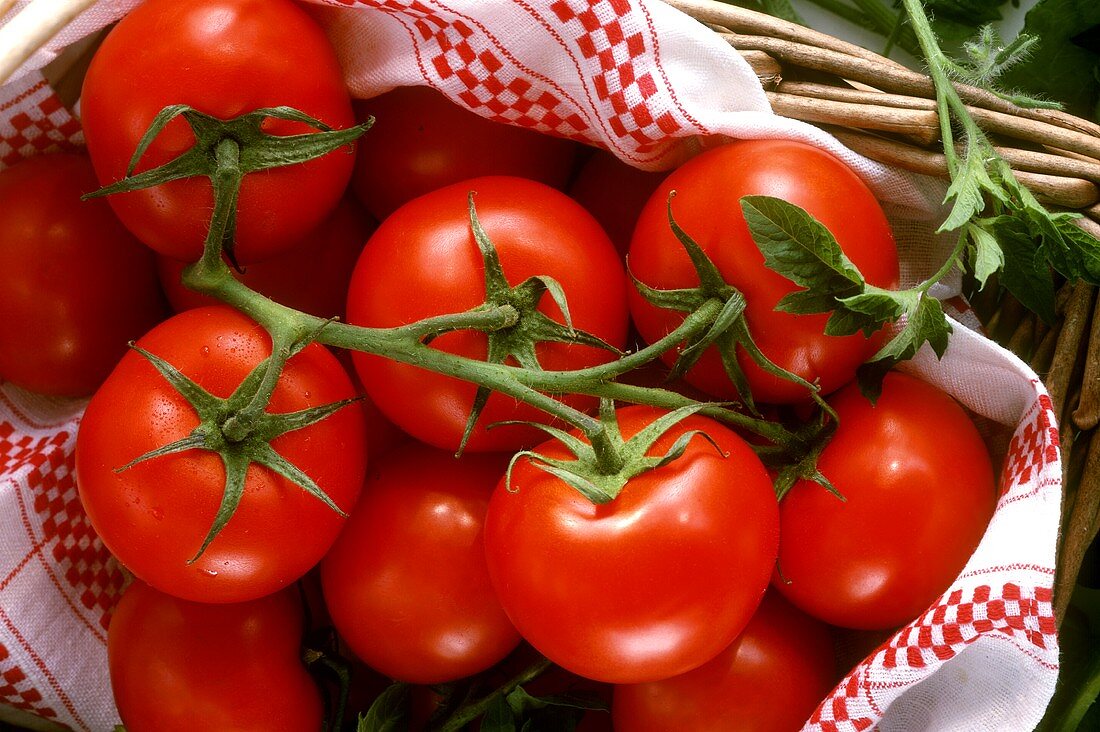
xmin=347 ymin=175 xmax=629 ymax=452
xmin=775 ymin=372 xmax=996 ymax=629
xmin=628 ymin=139 xmax=899 ymax=403
xmin=80 ymin=0 xmax=356 ymax=264
xmin=76 ymin=307 xmax=367 ymax=603
xmin=483 ymin=405 xmax=780 ymax=684
xmin=109 ymin=581 xmax=322 ymax=732
xmin=612 ymin=592 xmax=837 ymax=731
xmin=321 ymin=443 xmax=520 ymax=684
xmin=0 ymin=153 xmax=166 ymax=397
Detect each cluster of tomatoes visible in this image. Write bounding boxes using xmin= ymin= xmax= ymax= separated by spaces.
xmin=0 ymin=0 xmax=1003 ymax=729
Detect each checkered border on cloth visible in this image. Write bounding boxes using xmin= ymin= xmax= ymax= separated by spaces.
xmin=804 ymin=391 xmax=1061 ymax=731
xmin=0 ymin=71 xmax=83 ymax=171
xmin=0 ymin=385 xmax=125 ymax=732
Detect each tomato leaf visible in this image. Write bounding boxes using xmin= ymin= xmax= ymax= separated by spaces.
xmin=857 ymin=294 xmax=952 ymax=401
xmin=966 ymin=223 xmax=1005 ymax=289
xmin=740 ymin=195 xmax=865 ymax=314
xmin=481 ymin=693 xmax=518 ymax=732
xmin=994 ymin=216 xmax=1058 ymax=324
xmin=357 ymin=683 xmax=410 ymax=732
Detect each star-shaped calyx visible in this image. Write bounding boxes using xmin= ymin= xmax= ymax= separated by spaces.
xmin=115 ymin=342 xmax=359 ymax=562
xmin=631 ymin=193 xmax=823 ymax=415
xmin=450 ymin=193 xmax=622 ymax=454
xmin=501 ymin=399 xmax=726 ymax=504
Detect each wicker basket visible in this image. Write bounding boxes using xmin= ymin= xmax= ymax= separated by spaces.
xmin=0 ymin=0 xmax=1098 ymax=728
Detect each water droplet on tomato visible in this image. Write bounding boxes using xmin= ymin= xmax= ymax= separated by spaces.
xmin=151 ymin=507 xmax=164 ymax=521
xmin=200 ymin=345 xmax=210 ymax=356
xmin=199 ymin=568 xmax=218 ymax=577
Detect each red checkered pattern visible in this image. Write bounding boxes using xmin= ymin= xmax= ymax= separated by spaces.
xmin=342 ymin=0 xmax=593 ymax=142
xmin=1000 ymin=391 xmax=1059 ymax=500
xmin=549 ymin=0 xmax=686 ymax=153
xmin=0 ymin=72 xmax=83 ymax=170
xmin=808 ymin=580 xmax=1057 ymax=731
xmin=0 ymin=643 xmax=56 ymax=721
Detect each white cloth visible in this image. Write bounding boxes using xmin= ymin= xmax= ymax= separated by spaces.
xmin=0 ymin=1 xmax=1060 ymax=730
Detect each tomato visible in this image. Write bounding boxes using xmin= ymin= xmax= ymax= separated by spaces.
xmin=0 ymin=153 xmax=166 ymax=397
xmin=567 ymin=149 xmax=664 ymax=256
xmin=351 ymin=86 xmax=579 ymax=220
xmin=346 ymin=176 xmax=629 ymax=452
xmin=158 ymin=197 xmax=374 ymax=319
xmin=108 ymin=580 xmax=322 ymax=732
xmin=76 ymin=306 xmax=367 ymax=603
xmin=775 ymin=372 xmax=996 ymax=629
xmin=628 ymin=139 xmax=899 ymax=403
xmin=80 ymin=0 xmax=356 ymax=264
xmin=612 ymin=592 xmax=836 ymax=731
xmin=483 ymin=405 xmax=779 ymax=684
xmin=321 ymin=443 xmax=520 ymax=684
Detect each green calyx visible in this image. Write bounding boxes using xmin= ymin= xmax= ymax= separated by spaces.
xmin=114 ymin=343 xmax=359 ymax=563
xmin=632 ymin=192 xmax=823 ymax=415
xmin=453 ymin=193 xmax=622 ymax=454
xmin=84 ymin=105 xmax=370 ymax=266
xmin=501 ymin=398 xmax=726 ymax=505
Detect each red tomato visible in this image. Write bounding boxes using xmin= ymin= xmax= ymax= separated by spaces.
xmin=351 ymin=86 xmax=578 ymax=220
xmin=109 ymin=581 xmax=322 ymax=732
xmin=321 ymin=443 xmax=520 ymax=684
xmin=76 ymin=307 xmax=367 ymax=603
xmin=346 ymin=176 xmax=629 ymax=452
xmin=567 ymin=149 xmax=664 ymax=257
xmin=612 ymin=592 xmax=836 ymax=731
xmin=158 ymin=197 xmax=374 ymax=319
xmin=775 ymin=372 xmax=996 ymax=629
xmin=80 ymin=0 xmax=356 ymax=264
xmin=483 ymin=405 xmax=780 ymax=684
xmin=628 ymin=140 xmax=899 ymax=403
xmin=0 ymin=153 xmax=166 ymax=397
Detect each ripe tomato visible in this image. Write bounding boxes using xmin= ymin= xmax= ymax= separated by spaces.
xmin=611 ymin=592 xmax=837 ymax=731
xmin=80 ymin=0 xmax=356 ymax=264
xmin=321 ymin=443 xmax=520 ymax=684
xmin=775 ymin=372 xmax=996 ymax=629
xmin=0 ymin=153 xmax=166 ymax=397
xmin=157 ymin=197 xmax=374 ymax=319
xmin=628 ymin=139 xmax=899 ymax=403
xmin=109 ymin=580 xmax=322 ymax=732
xmin=76 ymin=307 xmax=367 ymax=603
xmin=351 ymin=86 xmax=579 ymax=220
xmin=346 ymin=176 xmax=629 ymax=452
xmin=567 ymin=149 xmax=663 ymax=257
xmin=483 ymin=405 xmax=779 ymax=684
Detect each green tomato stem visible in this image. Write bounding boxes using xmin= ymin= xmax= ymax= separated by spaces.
xmin=435 ymin=655 xmax=554 ymax=732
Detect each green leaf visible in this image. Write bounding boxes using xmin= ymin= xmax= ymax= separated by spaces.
xmin=995 ymin=216 xmax=1058 ymax=323
xmin=999 ymin=0 xmax=1100 ymax=119
xmin=831 ymin=288 xmax=913 ymax=337
xmin=967 ymin=223 xmax=1006 ymax=288
xmin=357 ymin=683 xmax=409 ymax=732
xmin=857 ymin=294 xmax=952 ymax=401
xmin=481 ymin=693 xmax=517 ymax=732
xmin=740 ymin=195 xmax=864 ymax=313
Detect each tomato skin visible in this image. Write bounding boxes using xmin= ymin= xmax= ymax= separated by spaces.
xmin=158 ymin=197 xmax=374 ymax=319
xmin=76 ymin=307 xmax=367 ymax=603
xmin=775 ymin=372 xmax=996 ymax=630
xmin=0 ymin=153 xmax=166 ymax=397
xmin=351 ymin=86 xmax=578 ymax=220
xmin=612 ymin=592 xmax=836 ymax=732
xmin=567 ymin=149 xmax=664 ymax=257
xmin=628 ymin=140 xmax=899 ymax=403
xmin=109 ymin=581 xmax=322 ymax=732
xmin=346 ymin=176 xmax=629 ymax=452
xmin=80 ymin=0 xmax=356 ymax=264
xmin=321 ymin=443 xmax=519 ymax=683
xmin=483 ymin=406 xmax=779 ymax=684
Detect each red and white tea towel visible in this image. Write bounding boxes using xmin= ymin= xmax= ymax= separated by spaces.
xmin=0 ymin=1 xmax=1060 ymax=730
